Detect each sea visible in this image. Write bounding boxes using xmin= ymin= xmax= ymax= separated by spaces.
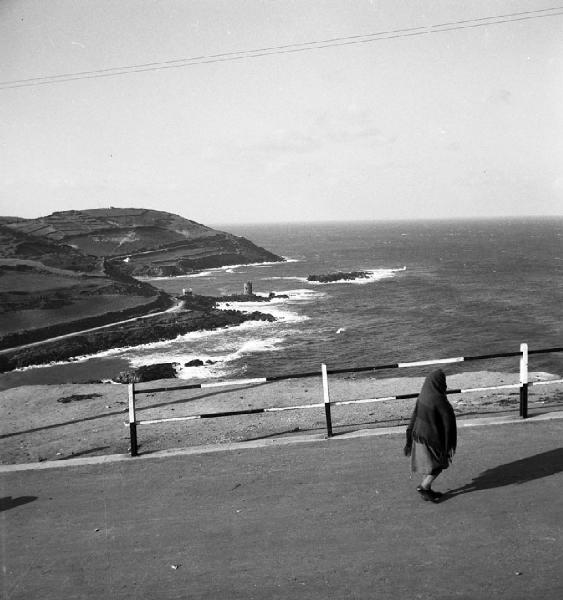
xmin=1 ymin=217 xmax=561 ymax=390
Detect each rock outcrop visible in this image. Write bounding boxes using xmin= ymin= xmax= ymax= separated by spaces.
xmin=307 ymin=271 xmax=371 ymax=283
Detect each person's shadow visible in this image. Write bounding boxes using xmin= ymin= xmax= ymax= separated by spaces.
xmin=442 ymin=448 xmax=563 ymax=500
xmin=0 ymin=496 xmax=37 ymax=512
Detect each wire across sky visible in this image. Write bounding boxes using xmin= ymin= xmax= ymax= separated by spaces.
xmin=2 ymin=5 xmax=562 ymax=90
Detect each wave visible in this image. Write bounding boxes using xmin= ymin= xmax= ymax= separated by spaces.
xmin=141 ymin=259 xmax=295 ymax=280
xmin=140 ymin=271 xmax=214 ymax=281
xmin=130 ymin=330 xmax=287 ymax=381
xmin=264 ymin=275 xmax=309 ymax=283
xmin=216 ymin=300 xmax=308 ymax=323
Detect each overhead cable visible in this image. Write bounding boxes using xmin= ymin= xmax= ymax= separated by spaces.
xmin=1 ymin=6 xmax=562 ymax=90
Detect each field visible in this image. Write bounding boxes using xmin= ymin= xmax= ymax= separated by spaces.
xmin=0 ymin=294 xmax=160 ymax=335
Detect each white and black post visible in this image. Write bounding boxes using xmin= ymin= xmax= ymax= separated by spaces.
xmin=321 ymin=363 xmax=333 ymax=437
xmin=128 ymin=383 xmax=138 ymax=456
xmin=519 ymin=342 xmax=529 ymax=419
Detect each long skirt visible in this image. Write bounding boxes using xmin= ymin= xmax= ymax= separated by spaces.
xmin=411 ymin=441 xmax=444 ymax=476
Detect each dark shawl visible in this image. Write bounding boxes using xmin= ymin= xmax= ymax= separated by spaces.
xmin=407 ymin=369 xmax=457 ymax=468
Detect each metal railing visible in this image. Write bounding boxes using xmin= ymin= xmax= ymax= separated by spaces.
xmin=127 ymin=343 xmax=563 ymax=456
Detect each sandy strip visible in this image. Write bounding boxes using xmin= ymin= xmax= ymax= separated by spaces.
xmin=1 ymin=370 xmax=561 ymax=465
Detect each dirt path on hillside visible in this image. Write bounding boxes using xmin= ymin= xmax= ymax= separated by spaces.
xmin=0 ymin=300 xmax=182 ymax=354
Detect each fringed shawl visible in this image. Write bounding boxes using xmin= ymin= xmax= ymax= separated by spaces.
xmin=408 ymin=369 xmax=457 ymax=468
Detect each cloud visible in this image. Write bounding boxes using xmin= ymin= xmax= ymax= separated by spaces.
xmin=488 ymin=89 xmax=512 ymax=105
xmin=229 ymin=108 xmax=394 ymax=160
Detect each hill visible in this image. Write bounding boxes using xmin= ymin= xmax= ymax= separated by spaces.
xmin=0 ymin=210 xmax=284 ymax=365
xmin=0 ymin=224 xmax=167 ymax=345
xmin=6 ymin=208 xmax=284 ymax=276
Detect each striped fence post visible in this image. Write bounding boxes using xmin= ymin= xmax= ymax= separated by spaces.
xmin=128 ymin=383 xmax=138 ymax=456
xmin=519 ymin=343 xmax=529 ymax=419
xmin=321 ymin=363 xmax=333 ymax=437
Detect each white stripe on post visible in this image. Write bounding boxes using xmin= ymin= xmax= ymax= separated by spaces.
xmin=321 ymin=364 xmax=330 ymax=404
xmin=128 ymin=383 xmax=138 ymax=457
xmin=128 ymin=383 xmax=136 ymax=424
xmin=398 ymin=356 xmax=464 ymax=368
xmin=520 ymin=343 xmax=529 ymax=385
xmin=519 ymin=342 xmax=529 ymax=419
xmin=321 ymin=363 xmax=333 ymax=437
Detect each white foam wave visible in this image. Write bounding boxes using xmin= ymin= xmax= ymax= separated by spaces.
xmin=282 ymin=288 xmax=326 ymax=301
xmin=133 ymin=332 xmax=287 ymax=380
xmin=217 ymin=300 xmax=308 ymax=323
xmin=263 ymin=275 xmax=309 ymax=283
xmin=139 ymin=271 xmax=213 ymax=281
xmin=214 ymin=259 xmax=288 ymax=272
xmin=140 ymin=259 xmax=290 ymax=281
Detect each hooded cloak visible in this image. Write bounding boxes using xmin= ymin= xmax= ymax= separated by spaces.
xmin=407 ymin=369 xmax=457 ymax=468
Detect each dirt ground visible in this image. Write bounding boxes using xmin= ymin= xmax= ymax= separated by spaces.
xmin=3 ymin=420 xmax=563 ymax=599
xmin=1 ymin=370 xmax=562 ymax=465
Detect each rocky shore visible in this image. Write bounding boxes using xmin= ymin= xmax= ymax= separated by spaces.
xmin=0 ymin=294 xmax=275 ymax=374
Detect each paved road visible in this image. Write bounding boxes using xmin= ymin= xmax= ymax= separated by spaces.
xmin=1 ymin=419 xmax=562 ymax=599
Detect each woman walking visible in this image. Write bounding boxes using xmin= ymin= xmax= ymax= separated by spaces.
xmin=404 ymin=368 xmax=457 ymax=502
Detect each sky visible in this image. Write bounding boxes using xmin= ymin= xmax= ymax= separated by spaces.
xmin=1 ymin=0 xmax=562 ymax=225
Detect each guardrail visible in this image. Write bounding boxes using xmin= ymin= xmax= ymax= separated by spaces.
xmin=127 ymin=343 xmax=563 ymax=456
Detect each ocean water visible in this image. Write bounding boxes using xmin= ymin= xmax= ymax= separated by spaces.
xmin=1 ymin=218 xmax=561 ymax=389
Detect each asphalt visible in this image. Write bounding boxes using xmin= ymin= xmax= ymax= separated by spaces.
xmin=1 ymin=413 xmax=563 ymax=600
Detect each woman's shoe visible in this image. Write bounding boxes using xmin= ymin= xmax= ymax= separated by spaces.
xmin=417 ymin=486 xmax=442 ymax=502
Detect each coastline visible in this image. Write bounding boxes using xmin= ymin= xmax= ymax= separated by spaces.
xmin=0 ymin=294 xmax=276 ymax=374
xmin=1 ymin=370 xmax=561 ymax=465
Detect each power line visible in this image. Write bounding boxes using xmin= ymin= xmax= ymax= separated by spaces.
xmin=2 ymin=6 xmax=562 ymax=90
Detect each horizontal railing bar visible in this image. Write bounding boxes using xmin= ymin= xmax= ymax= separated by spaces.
xmin=133 ymin=346 xmax=561 ymax=396
xmin=457 ymin=383 xmax=520 ymax=393
xmin=528 ymin=347 xmax=563 ymax=355
xmin=398 ymin=357 xmax=464 ymax=367
xmin=265 ymin=370 xmax=321 ymax=382
xmin=136 ymin=378 xmax=563 ymax=425
xmin=333 ymin=396 xmax=400 ymax=406
xmin=326 ymin=364 xmax=399 ymax=375
xmin=267 ymin=403 xmax=324 ymax=412
xmin=136 ymin=383 xmax=206 ymax=394
xmin=463 ymin=351 xmax=520 ymax=361
xmin=138 ymin=402 xmax=325 ymax=425
xmin=139 ymin=415 xmax=201 ymax=425
xmin=201 ymin=378 xmax=267 ymax=388
xmin=530 ymin=378 xmax=563 ymax=386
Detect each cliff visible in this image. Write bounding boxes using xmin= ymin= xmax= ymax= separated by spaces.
xmin=6 ymin=208 xmax=284 ymax=277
